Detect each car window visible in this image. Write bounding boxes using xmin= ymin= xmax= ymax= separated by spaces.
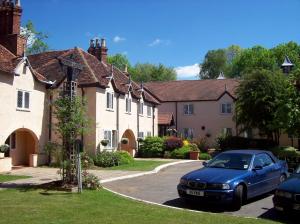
xmin=253 ymin=153 xmax=274 ymax=168
xmin=208 ymin=153 xmax=252 ymax=170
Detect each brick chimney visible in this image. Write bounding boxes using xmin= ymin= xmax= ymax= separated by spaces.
xmin=87 ymin=38 xmax=108 ymax=63
xmin=0 ymin=0 xmax=26 ymax=56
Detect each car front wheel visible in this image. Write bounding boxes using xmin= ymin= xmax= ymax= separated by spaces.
xmin=232 ymin=185 xmax=244 ymax=210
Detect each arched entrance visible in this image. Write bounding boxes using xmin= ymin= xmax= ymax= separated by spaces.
xmin=5 ymin=128 xmax=38 ymax=166
xmin=121 ymin=129 xmax=136 ymax=156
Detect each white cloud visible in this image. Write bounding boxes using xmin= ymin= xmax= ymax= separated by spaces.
xmin=175 ymin=64 xmax=200 ymax=80
xmin=148 ymin=38 xmax=171 ymax=47
xmin=113 ymin=35 xmax=126 ymax=43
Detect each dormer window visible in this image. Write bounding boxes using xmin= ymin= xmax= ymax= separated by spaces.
xmin=184 ymin=104 xmax=194 ymax=115
xmin=139 ymin=102 xmax=144 ymax=115
xmin=147 ymin=105 xmax=152 ymax=117
xmin=221 ymin=103 xmax=232 ymax=114
xmin=17 ymin=90 xmax=30 ymax=110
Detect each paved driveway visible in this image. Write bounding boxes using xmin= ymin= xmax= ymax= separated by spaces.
xmin=103 ymin=161 xmax=296 ymax=223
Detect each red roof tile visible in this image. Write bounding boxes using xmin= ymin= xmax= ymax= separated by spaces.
xmin=27 ymin=48 xmax=160 ymax=104
xmin=158 ymin=112 xmax=174 ymax=125
xmin=145 ymin=79 xmax=239 ymax=102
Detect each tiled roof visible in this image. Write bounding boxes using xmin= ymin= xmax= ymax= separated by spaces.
xmin=0 ymin=44 xmax=47 ymax=82
xmin=145 ymin=79 xmax=239 ymax=102
xmin=27 ymin=48 xmax=160 ymax=104
xmin=158 ymin=112 xmax=175 ymax=125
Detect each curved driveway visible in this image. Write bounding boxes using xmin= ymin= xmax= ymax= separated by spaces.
xmin=103 ymin=161 xmax=296 ymax=223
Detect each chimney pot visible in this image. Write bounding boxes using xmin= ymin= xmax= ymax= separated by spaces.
xmin=95 ymin=38 xmax=100 ymax=48
xmin=101 ymin=38 xmax=106 ymax=48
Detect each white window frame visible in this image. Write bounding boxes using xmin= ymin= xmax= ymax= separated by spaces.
xmin=222 ymin=127 xmax=233 ymax=136
xmin=139 ymin=102 xmax=144 ymax=115
xmin=125 ymin=95 xmax=132 ymax=114
xmin=103 ymin=130 xmax=117 ymax=149
xmin=106 ymin=92 xmax=114 ymax=111
xmin=221 ymin=103 xmax=232 ymax=114
xmin=147 ymin=105 xmax=152 ymax=117
xmin=183 ymin=128 xmax=194 ymax=139
xmin=16 ymin=89 xmax=30 ymax=111
xmin=138 ymin=131 xmax=144 ymax=139
xmin=183 ymin=104 xmax=194 ymax=115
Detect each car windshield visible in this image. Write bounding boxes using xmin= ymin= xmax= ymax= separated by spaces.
xmin=207 ymin=153 xmax=252 ymax=170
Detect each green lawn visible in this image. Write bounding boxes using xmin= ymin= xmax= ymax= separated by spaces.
xmin=95 ymin=160 xmax=170 ymax=171
xmin=0 ymin=174 xmax=31 ymax=183
xmin=0 ymin=189 xmax=276 ymax=224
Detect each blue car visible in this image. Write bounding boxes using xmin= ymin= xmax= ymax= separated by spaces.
xmin=273 ymin=164 xmax=300 ymax=213
xmin=177 ymin=150 xmax=288 ymax=210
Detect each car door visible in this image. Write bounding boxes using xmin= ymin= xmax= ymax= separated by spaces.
xmin=260 ymin=153 xmax=281 ymax=190
xmin=248 ymin=154 xmax=269 ymax=198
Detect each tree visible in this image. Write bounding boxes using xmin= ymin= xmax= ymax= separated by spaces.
xmin=21 ymin=20 xmax=49 ymax=55
xmin=229 ymin=46 xmax=278 ymax=78
xmin=235 ymin=69 xmax=293 ymax=144
xmin=131 ymin=63 xmax=177 ymax=82
xmin=107 ymin=53 xmax=131 ymax=72
xmin=199 ymin=49 xmax=227 ymax=79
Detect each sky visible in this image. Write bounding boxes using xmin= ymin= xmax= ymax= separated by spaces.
xmin=21 ymin=0 xmax=300 ymax=80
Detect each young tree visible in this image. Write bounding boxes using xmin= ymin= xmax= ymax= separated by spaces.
xmin=21 ymin=20 xmax=49 ymax=55
xmin=235 ymin=69 xmax=293 ymax=144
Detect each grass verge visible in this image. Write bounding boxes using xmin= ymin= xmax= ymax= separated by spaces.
xmin=0 ymin=189 xmax=277 ymax=224
xmin=99 ymin=160 xmax=170 ymax=171
xmin=0 ymin=174 xmax=31 ymax=183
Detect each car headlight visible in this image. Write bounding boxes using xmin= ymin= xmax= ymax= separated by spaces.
xmin=179 ymin=178 xmax=188 ymax=185
xmin=276 ymin=190 xmax=293 ymax=199
xmin=208 ymin=183 xmax=231 ymax=190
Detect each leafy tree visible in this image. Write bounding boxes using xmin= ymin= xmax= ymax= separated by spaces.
xmin=107 ymin=53 xmax=132 ymax=72
xmin=235 ymin=69 xmax=293 ymax=144
xmin=131 ymin=63 xmax=177 ymax=82
xmin=229 ymin=46 xmax=278 ymax=78
xmin=271 ymin=41 xmax=300 ymax=69
xmin=199 ymin=49 xmax=227 ymax=79
xmin=21 ymin=20 xmax=49 ymax=55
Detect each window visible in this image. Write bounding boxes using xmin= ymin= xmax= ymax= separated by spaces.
xmin=147 ymin=131 xmax=152 ymax=137
xmin=106 ymin=92 xmax=114 ymax=110
xmin=138 ymin=132 xmax=144 ymax=139
xmin=104 ymin=130 xmax=117 ymax=149
xmin=17 ymin=90 xmax=30 ymax=110
xmin=126 ymin=97 xmax=131 ymax=113
xmin=139 ymin=102 xmax=144 ymax=115
xmin=147 ymin=105 xmax=152 ymax=117
xmin=222 ymin=128 xmax=232 ymax=136
xmin=183 ymin=128 xmax=194 ymax=139
xmin=253 ymin=153 xmax=274 ymax=168
xmin=183 ymin=104 xmax=194 ymax=115
xmin=221 ymin=103 xmax=232 ymax=114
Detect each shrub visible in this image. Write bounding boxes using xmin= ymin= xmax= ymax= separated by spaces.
xmin=116 ymin=151 xmax=134 ymax=165
xmin=199 ymin=153 xmax=212 ymax=160
xmin=183 ymin=140 xmax=189 ymax=146
xmin=189 ymin=143 xmax=199 ymax=151
xmin=82 ymin=171 xmax=101 ymax=190
xmin=163 ymin=151 xmax=172 ymax=159
xmin=44 ymin=141 xmax=62 ymax=166
xmin=170 ymin=145 xmax=191 ymax=159
xmin=81 ymin=152 xmax=94 ymax=169
xmin=139 ymin=136 xmax=164 ymax=158
xmin=93 ymin=151 xmax=119 ymax=167
xmin=192 ymin=137 xmax=209 ymax=152
xmin=164 ymin=136 xmax=183 ymax=151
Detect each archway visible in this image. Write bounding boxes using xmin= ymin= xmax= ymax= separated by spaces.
xmin=5 ymin=128 xmax=38 ymax=166
xmin=121 ymin=129 xmax=136 ymax=156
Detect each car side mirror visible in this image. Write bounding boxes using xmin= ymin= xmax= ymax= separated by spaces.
xmin=203 ymin=161 xmax=208 ymax=167
xmin=253 ymin=165 xmax=263 ymax=171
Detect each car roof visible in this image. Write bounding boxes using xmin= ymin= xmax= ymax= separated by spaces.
xmin=223 ymin=149 xmax=271 ymax=155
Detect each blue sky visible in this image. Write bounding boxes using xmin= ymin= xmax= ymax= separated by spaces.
xmin=22 ymin=0 xmax=300 ymax=79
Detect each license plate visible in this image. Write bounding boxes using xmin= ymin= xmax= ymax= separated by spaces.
xmin=275 ymin=206 xmax=284 ymax=211
xmin=186 ymin=189 xmax=204 ymax=197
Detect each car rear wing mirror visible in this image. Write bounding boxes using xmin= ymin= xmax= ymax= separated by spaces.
xmin=253 ymin=165 xmax=263 ymax=171
xmin=203 ymin=161 xmax=208 ymax=167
